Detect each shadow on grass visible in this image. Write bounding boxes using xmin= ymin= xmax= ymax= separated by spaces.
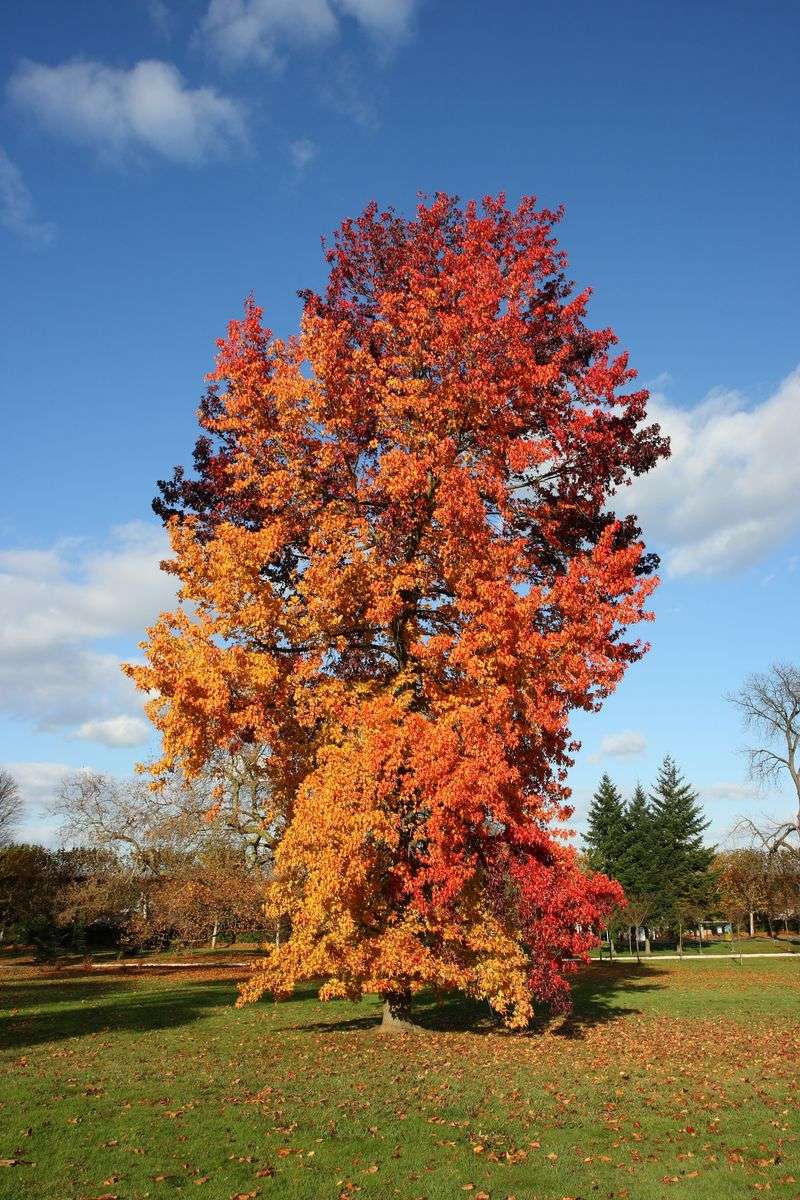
xmin=553 ymin=962 xmax=668 ymax=1038
xmin=1 ymin=962 xmax=670 ymax=1048
xmin=0 ymin=978 xmax=238 ymax=1051
xmin=292 ymin=963 xmax=670 ymax=1037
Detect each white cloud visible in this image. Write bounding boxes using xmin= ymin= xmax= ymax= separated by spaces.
xmin=702 ymin=782 xmax=762 ymax=804
xmin=200 ymin=0 xmax=337 ymax=66
xmin=625 ymin=367 xmax=800 ymax=577
xmin=336 ymin=0 xmax=417 ymax=41
xmin=590 ymin=731 xmax=647 ymax=762
xmin=8 ymin=59 xmax=247 ymax=165
xmin=198 ymin=0 xmax=416 ymax=67
xmin=319 ymin=55 xmax=378 ymax=128
xmin=0 ymin=146 xmax=55 ymax=244
xmin=0 ymin=522 xmax=176 ymax=737
xmin=289 ymin=136 xmax=317 ymax=172
xmin=76 ymin=716 xmax=152 ymax=748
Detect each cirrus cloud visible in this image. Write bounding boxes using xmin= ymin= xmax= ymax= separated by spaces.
xmin=0 ymin=146 xmax=55 ymax=244
xmin=198 ymin=0 xmax=418 ymax=67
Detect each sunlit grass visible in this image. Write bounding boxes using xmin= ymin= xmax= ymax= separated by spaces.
xmin=1 ymin=957 xmax=799 ymax=1199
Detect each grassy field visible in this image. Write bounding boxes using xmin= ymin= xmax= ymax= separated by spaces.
xmin=593 ymin=934 xmax=800 ymax=958
xmin=1 ymin=957 xmax=799 ymax=1200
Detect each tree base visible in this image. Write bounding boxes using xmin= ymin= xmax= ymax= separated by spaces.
xmin=378 ymin=992 xmax=421 ymax=1033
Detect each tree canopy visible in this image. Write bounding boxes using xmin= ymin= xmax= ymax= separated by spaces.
xmin=128 ymin=193 xmax=667 ymax=1025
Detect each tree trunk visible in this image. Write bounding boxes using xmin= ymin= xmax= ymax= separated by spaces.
xmin=678 ymin=920 xmax=683 ymax=958
xmin=644 ymin=931 xmax=651 ymax=955
xmin=211 ymin=919 xmax=219 ymax=949
xmin=627 ymin=927 xmax=632 ymax=956
xmin=379 ymin=990 xmax=418 ymax=1032
xmin=749 ymin=910 xmax=754 ymax=938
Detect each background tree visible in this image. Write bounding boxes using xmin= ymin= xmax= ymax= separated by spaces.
xmin=132 ymin=834 xmax=266 ymax=950
xmin=0 ymin=844 xmax=82 ymax=955
xmin=54 ymin=772 xmax=270 ymax=951
xmin=619 ymin=894 xmax=654 ymax=963
xmin=584 ymin=774 xmax=626 ymax=877
xmin=728 ymin=662 xmax=800 ymax=852
xmin=716 ymin=848 xmax=768 ymax=937
xmin=649 ymin=757 xmax=716 ymax=929
xmin=129 ymin=193 xmax=667 ymax=1028
xmin=56 ymin=846 xmax=136 ymax=950
xmin=615 ymin=783 xmax=659 ymax=950
xmin=0 ymin=768 xmax=22 ymax=846
xmin=0 ymin=843 xmax=48 ymax=945
xmin=770 ymin=848 xmax=800 ymax=933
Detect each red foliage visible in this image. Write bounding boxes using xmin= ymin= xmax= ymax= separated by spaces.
xmin=132 ymin=193 xmax=667 ymax=1025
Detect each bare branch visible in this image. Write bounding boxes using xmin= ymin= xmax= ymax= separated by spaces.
xmin=727 ymin=662 xmax=800 ymax=838
xmin=0 ymin=769 xmax=22 ymax=846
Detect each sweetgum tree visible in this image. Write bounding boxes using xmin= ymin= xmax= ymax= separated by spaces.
xmin=128 ymin=194 xmax=668 ymax=1027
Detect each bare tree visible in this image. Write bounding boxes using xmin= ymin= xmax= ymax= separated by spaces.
xmin=53 ymin=772 xmax=209 ymax=868
xmin=52 ymin=771 xmax=275 ymax=951
xmin=728 ymin=663 xmax=800 ymax=854
xmin=0 ymin=769 xmax=22 ymax=846
xmin=175 ymin=747 xmax=283 ymax=871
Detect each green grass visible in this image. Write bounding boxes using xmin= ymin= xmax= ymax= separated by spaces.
xmin=1 ymin=958 xmax=799 ymax=1199
xmin=593 ymin=934 xmax=800 ymax=958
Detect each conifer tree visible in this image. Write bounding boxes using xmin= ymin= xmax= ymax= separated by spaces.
xmin=649 ymin=757 xmax=715 ymax=922
xmin=617 ymin=783 xmax=656 ymax=899
xmin=584 ymin=774 xmax=626 ymax=877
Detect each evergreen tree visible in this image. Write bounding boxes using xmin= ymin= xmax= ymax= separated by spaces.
xmin=583 ymin=774 xmax=626 ymax=877
xmin=649 ymin=756 xmax=715 ymax=922
xmin=617 ymin=783 xmax=657 ymax=899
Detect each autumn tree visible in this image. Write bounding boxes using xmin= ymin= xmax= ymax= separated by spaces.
xmin=54 ymin=771 xmax=269 ymax=950
xmin=129 ymin=193 xmax=668 ymax=1027
xmin=716 ymin=848 xmax=768 ymax=938
xmin=138 ymin=836 xmax=266 ymax=950
xmin=0 ymin=843 xmax=55 ymax=946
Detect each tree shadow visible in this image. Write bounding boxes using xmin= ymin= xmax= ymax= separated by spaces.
xmin=0 ymin=962 xmax=670 ymax=1049
xmin=290 ymin=963 xmax=669 ymax=1037
xmin=0 ymin=979 xmax=236 ymax=1052
xmin=552 ymin=962 xmax=668 ymax=1038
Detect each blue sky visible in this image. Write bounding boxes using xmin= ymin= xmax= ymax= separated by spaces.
xmin=1 ymin=0 xmax=799 ymax=843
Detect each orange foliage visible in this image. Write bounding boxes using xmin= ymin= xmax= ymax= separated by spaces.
xmin=127 ymin=194 xmax=667 ymax=1025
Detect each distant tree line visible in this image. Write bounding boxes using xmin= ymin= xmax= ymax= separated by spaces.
xmin=3 ymin=656 xmax=800 ymax=964
xmin=0 ymin=772 xmax=269 ymax=959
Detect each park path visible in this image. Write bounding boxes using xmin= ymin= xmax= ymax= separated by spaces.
xmin=598 ymin=951 xmax=799 ymax=962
